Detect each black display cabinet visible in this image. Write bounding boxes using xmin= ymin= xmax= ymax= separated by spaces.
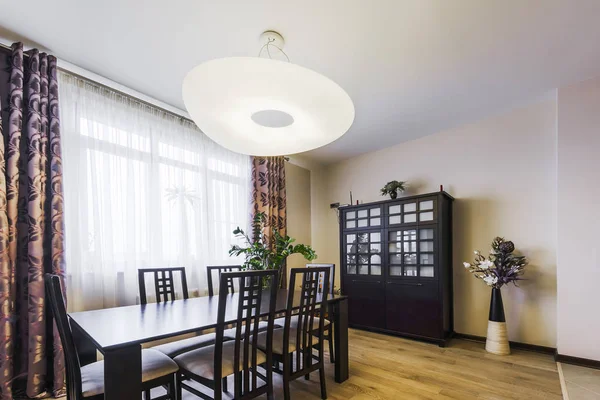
xmin=339 ymin=191 xmax=454 ymax=346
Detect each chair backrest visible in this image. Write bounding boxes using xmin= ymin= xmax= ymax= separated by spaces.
xmin=138 ymin=267 xmax=189 ymax=305
xmin=283 ymin=267 xmax=330 ymax=374
xmin=45 ymin=274 xmax=83 ymax=400
xmin=214 ymin=269 xmax=277 ymax=399
xmin=306 ymin=263 xmax=335 ymax=295
xmin=206 ymin=265 xmax=243 ymax=296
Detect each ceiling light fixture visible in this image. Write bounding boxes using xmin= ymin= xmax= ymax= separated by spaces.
xmin=182 ymin=30 xmax=355 ymax=156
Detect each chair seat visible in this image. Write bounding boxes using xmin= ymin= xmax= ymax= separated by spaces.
xmin=273 ymin=315 xmax=330 ymax=330
xmin=154 ymin=333 xmax=219 ymax=358
xmin=223 ymin=320 xmax=270 ymax=339
xmin=256 ymin=328 xmax=320 ymax=355
xmin=81 ymin=349 xmax=178 ymax=397
xmin=174 ymin=341 xmax=267 ymax=380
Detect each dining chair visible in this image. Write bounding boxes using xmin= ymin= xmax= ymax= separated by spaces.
xmin=206 ymin=265 xmax=242 ymax=296
xmin=258 ymin=267 xmax=330 ymax=400
xmin=275 ymin=263 xmax=336 ymax=363
xmin=138 ymin=267 xmax=189 ymax=305
xmin=140 ymin=268 xmax=219 ymax=359
xmin=174 ymin=269 xmax=278 ymax=400
xmin=207 ymin=265 xmax=273 ymax=340
xmin=308 ymin=263 xmax=335 ymax=363
xmin=45 ymin=274 xmax=179 ymax=400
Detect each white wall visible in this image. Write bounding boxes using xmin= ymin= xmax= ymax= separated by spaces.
xmin=310 ymin=99 xmax=558 ymax=346
xmin=285 ymin=162 xmax=312 ymax=282
xmin=557 ymin=76 xmax=600 ymax=361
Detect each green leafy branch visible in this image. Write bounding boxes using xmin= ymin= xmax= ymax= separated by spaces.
xmin=229 ymin=212 xmax=317 ymax=285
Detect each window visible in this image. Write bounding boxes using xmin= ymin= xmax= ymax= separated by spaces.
xmin=59 ymin=73 xmax=250 ymax=311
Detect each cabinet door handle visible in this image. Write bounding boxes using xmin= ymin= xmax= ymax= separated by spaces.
xmin=352 ymin=280 xmax=381 ymax=284
xmin=386 ymin=281 xmax=423 ymax=286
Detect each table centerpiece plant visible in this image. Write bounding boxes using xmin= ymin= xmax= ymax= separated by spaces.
xmin=229 ymin=211 xmax=317 ymax=287
xmin=463 ymin=237 xmax=528 ymax=355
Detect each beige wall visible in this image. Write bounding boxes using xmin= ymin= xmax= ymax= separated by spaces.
xmin=557 ymin=76 xmax=600 ymax=360
xmin=309 ymin=99 xmax=558 ymax=346
xmin=285 ymin=162 xmax=312 ymax=284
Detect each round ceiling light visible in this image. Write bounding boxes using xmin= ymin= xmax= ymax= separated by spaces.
xmin=182 ymin=32 xmax=355 ymax=156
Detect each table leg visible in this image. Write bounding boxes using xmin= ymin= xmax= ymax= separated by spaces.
xmin=71 ymin=321 xmax=97 ymax=366
xmin=104 ymin=344 xmax=142 ymax=399
xmin=332 ymin=298 xmax=349 ymax=383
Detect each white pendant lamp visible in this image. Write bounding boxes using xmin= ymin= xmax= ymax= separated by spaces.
xmin=182 ymin=31 xmax=355 ymax=156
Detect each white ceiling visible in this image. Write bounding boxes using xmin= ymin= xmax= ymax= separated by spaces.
xmin=1 ymin=0 xmax=600 ymax=163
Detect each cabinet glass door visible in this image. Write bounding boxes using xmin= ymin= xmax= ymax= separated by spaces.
xmin=345 ymin=231 xmax=382 ymax=276
xmin=388 ymin=227 xmax=436 ymax=279
xmin=345 ymin=206 xmax=382 ymax=229
xmin=388 ymin=229 xmax=418 ymax=277
xmin=418 ymin=198 xmax=436 ymax=222
xmin=345 ymin=233 xmax=357 ymax=274
xmin=418 ymin=228 xmax=436 ymax=278
xmin=387 ymin=201 xmax=418 ymax=225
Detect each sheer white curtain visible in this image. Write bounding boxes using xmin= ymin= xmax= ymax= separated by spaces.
xmin=59 ymin=72 xmax=250 ymax=311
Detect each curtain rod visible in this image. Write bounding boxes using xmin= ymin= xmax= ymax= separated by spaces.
xmin=58 ymin=68 xmax=196 ymax=124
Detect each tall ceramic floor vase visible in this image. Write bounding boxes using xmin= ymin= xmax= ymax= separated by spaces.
xmin=485 ymin=287 xmax=510 ymax=355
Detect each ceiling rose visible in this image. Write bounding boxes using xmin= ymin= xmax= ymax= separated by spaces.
xmin=182 ymin=31 xmax=355 ymax=156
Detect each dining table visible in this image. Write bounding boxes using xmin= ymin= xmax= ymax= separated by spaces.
xmin=68 ymin=289 xmax=349 ymax=400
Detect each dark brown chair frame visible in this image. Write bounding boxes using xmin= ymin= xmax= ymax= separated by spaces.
xmin=177 ymin=269 xmax=278 ymax=400
xmin=278 ymin=267 xmax=330 ymax=400
xmin=138 ymin=267 xmax=189 ymax=305
xmin=206 ymin=265 xmax=243 ymax=296
xmin=45 ymin=274 xmax=176 ymax=400
xmin=307 ymin=263 xmax=336 ymax=363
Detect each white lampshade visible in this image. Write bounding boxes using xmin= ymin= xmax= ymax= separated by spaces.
xmin=182 ymin=57 xmax=355 ymax=156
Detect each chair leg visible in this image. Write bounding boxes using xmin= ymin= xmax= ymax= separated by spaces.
xmin=283 ymin=352 xmax=292 ymax=400
xmin=266 ymin=359 xmax=275 ymax=400
xmin=222 ymin=376 xmax=228 ymax=393
xmin=169 ymin=374 xmax=177 ymax=400
xmin=319 ymin=364 xmax=328 ymax=399
xmin=328 ymin=331 xmax=335 ymax=364
xmin=305 ymin=349 xmax=311 ymax=380
xmin=235 ymin=372 xmax=242 ymax=399
xmin=176 ymin=373 xmax=183 ymax=400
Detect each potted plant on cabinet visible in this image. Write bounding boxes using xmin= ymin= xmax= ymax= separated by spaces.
xmin=463 ymin=237 xmax=528 ymax=355
xmin=380 ymin=180 xmax=406 ymax=199
xmin=229 ymin=212 xmax=317 ymax=287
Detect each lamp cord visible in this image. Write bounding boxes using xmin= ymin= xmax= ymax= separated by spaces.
xmin=258 ymin=38 xmax=290 ymax=62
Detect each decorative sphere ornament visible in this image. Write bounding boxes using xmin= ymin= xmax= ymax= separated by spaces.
xmin=498 ymin=241 xmax=515 ymax=254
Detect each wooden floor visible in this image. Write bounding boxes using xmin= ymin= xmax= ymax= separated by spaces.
xmin=52 ymin=328 xmax=562 ymax=400
xmin=182 ymin=328 xmax=563 ymax=400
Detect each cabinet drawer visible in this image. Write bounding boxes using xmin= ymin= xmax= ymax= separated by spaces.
xmin=384 ymin=281 xmax=441 ymax=339
xmin=343 ymin=279 xmax=386 ymax=329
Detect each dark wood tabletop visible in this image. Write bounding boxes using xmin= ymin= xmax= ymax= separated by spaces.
xmin=69 ymin=289 xmax=349 ymax=398
xmin=69 ymin=289 xmax=347 ymax=351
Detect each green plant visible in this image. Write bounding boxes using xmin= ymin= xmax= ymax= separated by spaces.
xmin=380 ymin=180 xmax=406 ymax=199
xmin=229 ymin=212 xmax=317 ymax=286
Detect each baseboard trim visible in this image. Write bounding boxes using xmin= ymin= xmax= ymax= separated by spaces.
xmin=555 ymin=353 xmax=600 ymax=370
xmin=454 ymin=332 xmax=556 ymax=355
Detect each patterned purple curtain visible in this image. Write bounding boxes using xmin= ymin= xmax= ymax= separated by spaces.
xmin=0 ymin=43 xmax=66 ymax=399
xmin=250 ymin=156 xmax=287 ymax=286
